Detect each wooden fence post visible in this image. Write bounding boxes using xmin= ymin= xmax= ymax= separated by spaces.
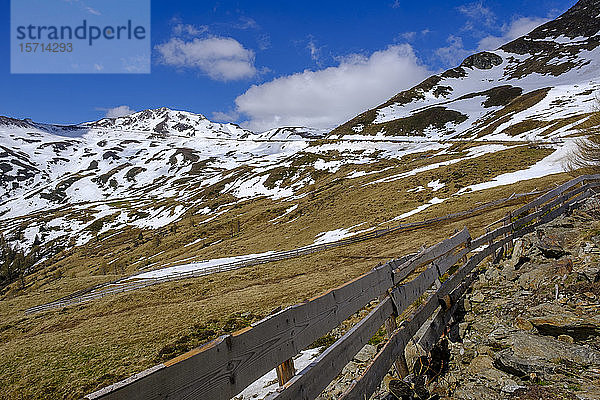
xmin=384 ymin=314 xmax=409 ymax=378
xmin=276 ymin=358 xmax=296 ymax=386
xmin=503 ymin=212 xmax=510 ymax=254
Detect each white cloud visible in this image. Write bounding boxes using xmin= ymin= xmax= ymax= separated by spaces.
xmin=399 ymin=31 xmax=417 ymax=41
xmin=233 ymin=45 xmax=431 ymax=131
xmin=173 ymin=23 xmax=207 ymax=37
xmin=212 ymin=110 xmax=240 ymax=122
xmin=155 ymin=36 xmax=257 ymax=81
xmin=257 ymin=33 xmax=271 ymax=50
xmin=104 ymin=106 xmax=134 ymax=118
xmin=477 ymin=16 xmax=550 ymax=51
xmin=86 ymin=6 xmax=101 ymax=15
xmin=458 ymin=1 xmax=496 ymax=28
xmin=307 ymin=37 xmax=323 ymax=65
xmin=234 ymin=16 xmax=259 ymax=30
xmin=435 ymin=35 xmax=471 ymax=67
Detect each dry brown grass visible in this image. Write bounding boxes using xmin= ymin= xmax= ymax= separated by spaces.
xmin=0 ymin=142 xmax=574 ymax=399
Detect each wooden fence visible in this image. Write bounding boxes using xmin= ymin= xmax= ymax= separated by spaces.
xmin=85 ymin=174 xmax=599 ymax=400
xmin=27 ymin=190 xmax=540 ymax=315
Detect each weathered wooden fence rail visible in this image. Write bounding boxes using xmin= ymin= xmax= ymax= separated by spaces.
xmin=86 ymin=175 xmax=599 ymax=400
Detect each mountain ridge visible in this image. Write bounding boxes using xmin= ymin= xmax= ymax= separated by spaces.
xmin=0 ymin=0 xmax=597 ymax=284
xmin=329 ymin=0 xmax=600 ymax=140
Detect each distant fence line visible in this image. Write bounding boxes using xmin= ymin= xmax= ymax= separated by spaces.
xmin=85 ymin=174 xmax=600 ymax=400
xmin=26 ymin=187 xmax=542 ymax=314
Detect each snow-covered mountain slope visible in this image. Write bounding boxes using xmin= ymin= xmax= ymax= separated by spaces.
xmin=84 ymin=107 xmax=253 ymax=139
xmin=0 ymin=107 xmax=448 ymax=253
xmin=330 ymin=0 xmax=600 ymax=141
xmin=255 ymin=127 xmax=329 ymax=141
xmin=0 ymin=0 xmax=598 ymax=266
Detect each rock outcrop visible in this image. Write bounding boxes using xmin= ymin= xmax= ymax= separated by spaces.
xmin=425 ymin=195 xmax=600 ymax=400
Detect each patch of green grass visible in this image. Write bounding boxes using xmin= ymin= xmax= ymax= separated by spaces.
xmin=309 ymin=333 xmax=337 ymax=350
xmin=368 ymin=327 xmax=388 ymax=346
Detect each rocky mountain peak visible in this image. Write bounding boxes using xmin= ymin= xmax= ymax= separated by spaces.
xmin=460 ymin=52 xmax=504 ymax=70
xmin=329 ymin=0 xmax=600 ymax=140
xmin=0 ymin=116 xmax=36 ymax=129
xmin=502 ymin=0 xmax=600 ymax=55
xmin=85 ymin=107 xmax=211 ymax=135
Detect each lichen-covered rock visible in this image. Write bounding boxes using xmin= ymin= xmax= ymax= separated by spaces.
xmin=460 ymin=52 xmax=503 ymax=70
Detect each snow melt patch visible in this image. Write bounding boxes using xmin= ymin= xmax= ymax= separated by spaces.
xmin=235 ymin=348 xmax=320 ymax=399
xmin=132 ymin=205 xmax=186 ymax=229
xmin=366 ymin=144 xmax=512 ymax=186
xmin=270 ymin=204 xmax=298 ymax=223
xmin=407 ymin=186 xmax=425 ymax=193
xmin=391 ymin=197 xmax=446 ymax=222
xmin=126 ymin=251 xmax=276 ymax=280
xmin=456 ymin=141 xmax=574 ymax=195
xmin=427 ymin=179 xmax=445 ymax=192
xmin=347 ymin=166 xmax=395 ymax=179
xmin=226 ymin=175 xmax=294 ymax=200
xmin=313 ymin=159 xmax=344 ymax=173
xmin=313 ymin=228 xmax=354 ymax=244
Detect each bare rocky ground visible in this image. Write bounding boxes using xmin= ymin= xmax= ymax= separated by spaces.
xmin=427 ymin=195 xmax=600 ymax=400
xmin=317 ymin=194 xmax=600 ymax=400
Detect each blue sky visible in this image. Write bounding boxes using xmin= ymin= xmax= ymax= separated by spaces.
xmin=1 ymin=0 xmax=578 ymax=131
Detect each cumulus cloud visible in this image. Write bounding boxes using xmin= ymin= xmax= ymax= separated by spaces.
xmin=155 ymin=36 xmax=257 ymax=81
xmin=103 ymin=106 xmax=135 ymax=118
xmin=477 ymin=16 xmax=550 ymax=51
xmin=233 ymin=45 xmax=431 ymax=132
xmin=212 ymin=110 xmax=240 ymax=122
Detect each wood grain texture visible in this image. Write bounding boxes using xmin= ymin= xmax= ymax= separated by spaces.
xmin=86 ymin=176 xmax=600 ymax=400
xmin=276 ymin=359 xmax=296 ymax=386
xmin=88 ymin=259 xmax=399 ymax=400
xmin=266 ymin=297 xmax=395 ymax=400
xmin=393 ymin=228 xmax=470 ymax=285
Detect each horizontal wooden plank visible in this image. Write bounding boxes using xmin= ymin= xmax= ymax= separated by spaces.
xmin=87 ymin=261 xmax=397 ymax=400
xmin=267 ymin=297 xmax=395 ymax=400
xmin=389 ymin=245 xmax=470 ymax=316
xmin=469 ymin=224 xmax=511 ymax=250
xmin=413 ymin=238 xmax=514 ymax=353
xmin=511 ymin=175 xmax=599 ymax=219
xmin=513 ymin=188 xmax=592 ymax=236
xmin=511 ymin=176 xmax=586 ymax=217
xmin=512 ymin=183 xmax=591 ymax=231
xmin=267 ymin=239 xmax=470 ymax=400
xmin=417 ymin=236 xmax=514 ymax=354
xmin=339 ymin=235 xmax=509 ymax=400
xmin=514 ymin=190 xmax=591 ymax=240
xmin=393 ymin=228 xmax=470 ymax=285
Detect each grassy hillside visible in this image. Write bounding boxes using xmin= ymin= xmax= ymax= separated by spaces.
xmin=0 ymin=140 xmax=576 ymax=399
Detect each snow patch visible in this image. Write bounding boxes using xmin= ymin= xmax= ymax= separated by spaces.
xmin=427 ymin=179 xmax=445 ymax=191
